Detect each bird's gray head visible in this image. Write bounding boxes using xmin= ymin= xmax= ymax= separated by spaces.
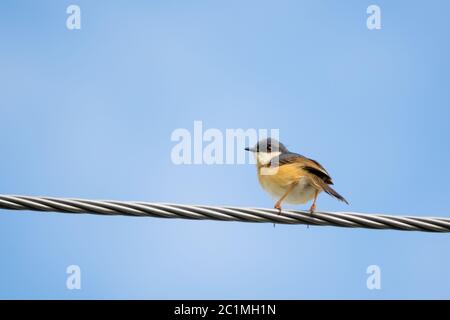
xmin=245 ymin=138 xmax=288 ymax=165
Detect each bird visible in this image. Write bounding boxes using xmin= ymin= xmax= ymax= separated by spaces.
xmin=245 ymin=138 xmax=348 ymax=213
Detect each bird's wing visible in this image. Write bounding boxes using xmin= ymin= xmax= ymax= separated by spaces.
xmin=269 ymin=152 xmax=348 ymax=203
xmin=271 ymin=153 xmax=348 ymax=204
xmin=272 ymin=153 xmax=333 ymax=185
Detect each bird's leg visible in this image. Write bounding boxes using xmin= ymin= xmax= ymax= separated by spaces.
xmin=309 ymin=190 xmax=319 ymax=214
xmin=274 ymin=183 xmax=297 ymax=214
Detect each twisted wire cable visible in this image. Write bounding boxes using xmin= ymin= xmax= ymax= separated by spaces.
xmin=0 ymin=194 xmax=449 ymax=232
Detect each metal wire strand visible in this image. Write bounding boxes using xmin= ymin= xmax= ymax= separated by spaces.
xmin=0 ymin=194 xmax=449 ymax=232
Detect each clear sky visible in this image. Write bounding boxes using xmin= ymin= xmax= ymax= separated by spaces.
xmin=0 ymin=0 xmax=449 ymax=299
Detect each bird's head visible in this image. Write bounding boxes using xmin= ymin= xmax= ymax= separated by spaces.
xmin=245 ymin=138 xmax=288 ymax=166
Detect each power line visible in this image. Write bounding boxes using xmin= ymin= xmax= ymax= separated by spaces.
xmin=0 ymin=194 xmax=449 ymax=232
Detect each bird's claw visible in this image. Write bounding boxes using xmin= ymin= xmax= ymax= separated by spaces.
xmin=274 ymin=203 xmax=282 ymax=215
xmin=309 ymin=203 xmax=316 ymax=215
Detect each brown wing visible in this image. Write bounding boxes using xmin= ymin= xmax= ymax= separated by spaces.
xmin=272 ymin=153 xmax=349 ymax=204
xmin=274 ymin=153 xmax=333 ymax=185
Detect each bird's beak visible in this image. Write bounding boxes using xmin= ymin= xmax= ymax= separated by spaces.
xmin=245 ymin=147 xmax=255 ymax=152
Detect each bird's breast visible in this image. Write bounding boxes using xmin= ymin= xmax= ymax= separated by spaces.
xmin=258 ymin=164 xmax=317 ymax=204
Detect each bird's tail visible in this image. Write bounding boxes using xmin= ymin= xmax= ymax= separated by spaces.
xmin=323 ymin=184 xmax=349 ymax=205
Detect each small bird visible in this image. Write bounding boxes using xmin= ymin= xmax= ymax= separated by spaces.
xmin=245 ymin=138 xmax=348 ymax=213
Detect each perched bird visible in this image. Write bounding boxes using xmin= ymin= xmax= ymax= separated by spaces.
xmin=245 ymin=138 xmax=348 ymax=213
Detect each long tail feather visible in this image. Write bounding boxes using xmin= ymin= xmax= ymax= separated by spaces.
xmin=323 ymin=185 xmax=349 ymax=205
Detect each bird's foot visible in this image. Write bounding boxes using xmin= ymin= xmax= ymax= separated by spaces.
xmin=274 ymin=203 xmax=282 ymax=215
xmin=309 ymin=203 xmax=316 ymax=215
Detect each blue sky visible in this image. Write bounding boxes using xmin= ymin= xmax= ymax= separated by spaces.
xmin=0 ymin=0 xmax=449 ymax=299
